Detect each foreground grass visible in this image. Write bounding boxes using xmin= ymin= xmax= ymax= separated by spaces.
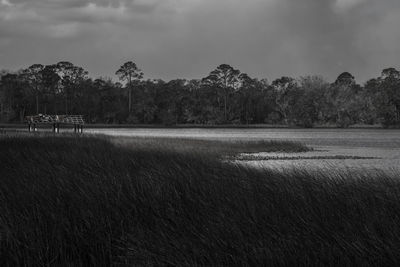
xmin=1 ymin=135 xmax=400 ymax=266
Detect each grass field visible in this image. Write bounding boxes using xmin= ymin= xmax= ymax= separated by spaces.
xmin=1 ymin=134 xmax=400 ymax=266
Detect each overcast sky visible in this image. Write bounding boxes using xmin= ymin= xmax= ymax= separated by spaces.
xmin=0 ymin=0 xmax=399 ymax=82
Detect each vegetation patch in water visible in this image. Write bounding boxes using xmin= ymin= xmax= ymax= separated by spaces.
xmin=234 ymin=155 xmax=379 ymax=161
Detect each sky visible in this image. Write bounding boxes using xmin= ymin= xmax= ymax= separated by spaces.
xmin=0 ymin=0 xmax=399 ymax=83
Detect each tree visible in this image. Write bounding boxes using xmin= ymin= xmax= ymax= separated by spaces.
xmin=115 ymin=61 xmax=143 ymax=113
xmin=381 ymin=68 xmax=400 ymax=79
xmin=0 ymin=73 xmax=30 ymax=122
xmin=293 ymin=76 xmax=329 ymax=127
xmin=367 ymin=67 xmax=400 ymax=126
xmin=235 ymin=73 xmax=261 ymax=124
xmin=271 ymin=76 xmax=298 ymax=124
xmin=22 ymin=64 xmax=44 ymax=114
xmin=40 ymin=65 xmax=60 ymax=114
xmin=202 ymin=64 xmax=241 ymax=122
xmin=381 ymin=68 xmax=400 ymax=123
xmin=325 ymin=72 xmax=361 ymax=127
xmin=334 ymin=72 xmax=355 ymax=86
xmin=53 ymin=62 xmax=88 ymax=114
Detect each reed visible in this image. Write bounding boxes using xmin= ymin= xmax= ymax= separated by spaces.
xmin=1 ymin=135 xmax=399 ymax=266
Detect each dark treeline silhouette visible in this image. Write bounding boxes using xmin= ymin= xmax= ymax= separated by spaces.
xmin=1 ymin=61 xmax=399 ymax=127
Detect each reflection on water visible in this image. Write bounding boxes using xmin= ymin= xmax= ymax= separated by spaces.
xmin=87 ymin=128 xmax=400 ymax=172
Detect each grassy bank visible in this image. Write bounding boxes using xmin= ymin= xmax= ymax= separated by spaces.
xmin=1 ymin=135 xmax=400 ymax=266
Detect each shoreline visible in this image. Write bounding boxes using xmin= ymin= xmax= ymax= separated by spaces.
xmin=0 ymin=123 xmax=393 ymax=130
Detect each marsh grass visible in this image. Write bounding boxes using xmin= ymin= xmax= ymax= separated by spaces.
xmin=111 ymin=136 xmax=312 ymax=156
xmin=234 ymin=155 xmax=379 ymax=161
xmin=1 ymin=134 xmax=400 ymax=266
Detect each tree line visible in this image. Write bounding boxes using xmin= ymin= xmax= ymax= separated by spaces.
xmin=0 ymin=61 xmax=399 ymax=127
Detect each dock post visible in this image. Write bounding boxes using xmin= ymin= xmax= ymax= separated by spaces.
xmin=74 ymin=124 xmax=77 ymax=133
xmin=28 ymin=123 xmax=31 ymax=132
xmin=33 ymin=123 xmax=37 ymax=132
xmin=52 ymin=123 xmax=56 ymax=133
xmin=56 ymin=123 xmax=60 ymax=133
xmin=81 ymin=124 xmax=84 ymax=133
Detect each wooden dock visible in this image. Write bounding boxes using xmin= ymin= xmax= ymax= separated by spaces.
xmin=26 ymin=114 xmax=85 ymax=133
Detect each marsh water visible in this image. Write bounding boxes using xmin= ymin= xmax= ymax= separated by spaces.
xmin=86 ymin=128 xmax=400 ymax=172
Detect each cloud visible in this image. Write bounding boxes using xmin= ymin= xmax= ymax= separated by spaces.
xmin=335 ymin=0 xmax=366 ymax=10
xmin=1 ymin=0 xmax=13 ymax=6
xmin=47 ymin=23 xmax=80 ymax=39
xmin=0 ymin=0 xmax=400 ymax=82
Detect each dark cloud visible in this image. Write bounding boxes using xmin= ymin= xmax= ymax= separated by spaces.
xmin=0 ymin=0 xmax=399 ymax=82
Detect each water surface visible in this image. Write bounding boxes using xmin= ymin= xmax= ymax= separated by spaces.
xmin=88 ymin=128 xmax=400 ymax=171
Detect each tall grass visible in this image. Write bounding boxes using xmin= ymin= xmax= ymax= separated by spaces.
xmin=111 ymin=136 xmax=312 ymax=156
xmin=1 ymin=135 xmax=400 ymax=266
